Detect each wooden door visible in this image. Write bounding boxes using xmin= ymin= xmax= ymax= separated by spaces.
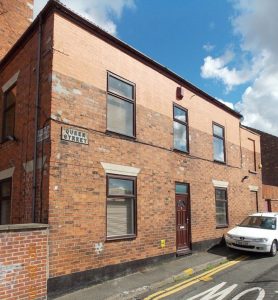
xmin=266 ymin=199 xmax=272 ymax=212
xmin=250 ymin=191 xmax=259 ymax=212
xmin=176 ymin=191 xmax=191 ymax=255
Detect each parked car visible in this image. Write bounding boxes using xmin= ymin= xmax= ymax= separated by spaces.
xmin=225 ymin=213 xmax=278 ymax=256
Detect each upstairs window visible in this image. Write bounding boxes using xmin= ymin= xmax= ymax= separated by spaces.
xmin=173 ymin=104 xmax=189 ymax=152
xmin=2 ymin=85 xmax=16 ymax=141
xmin=213 ymin=123 xmax=225 ymax=163
xmin=247 ymin=138 xmax=256 ymax=172
xmin=0 ymin=179 xmax=12 ymax=225
xmin=107 ymin=175 xmax=136 ymax=240
xmin=107 ymin=73 xmax=135 ymax=137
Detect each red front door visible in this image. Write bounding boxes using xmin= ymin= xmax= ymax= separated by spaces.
xmin=176 ymin=184 xmax=191 ymax=255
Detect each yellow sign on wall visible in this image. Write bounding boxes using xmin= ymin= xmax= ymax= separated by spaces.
xmin=160 ymin=239 xmax=166 ymax=248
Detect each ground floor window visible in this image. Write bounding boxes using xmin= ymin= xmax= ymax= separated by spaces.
xmin=0 ymin=178 xmax=12 ymax=225
xmin=106 ymin=175 xmax=136 ymax=240
xmin=215 ymin=188 xmax=228 ymax=227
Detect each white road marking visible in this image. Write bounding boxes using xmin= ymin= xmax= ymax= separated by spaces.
xmin=187 ymin=282 xmax=238 ymax=300
xmin=231 ymin=287 xmax=265 ymax=300
xmin=187 ymin=282 xmax=266 ymax=300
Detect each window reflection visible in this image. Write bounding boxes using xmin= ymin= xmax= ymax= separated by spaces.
xmin=108 ymin=75 xmax=133 ymax=99
xmin=213 ymin=137 xmax=224 ymax=162
xmin=107 ymin=95 xmax=133 ymax=136
xmin=107 ymin=74 xmax=135 ymax=137
xmin=109 ymin=178 xmax=134 ymax=195
xmin=175 ymin=183 xmax=188 ymax=195
xmin=173 ymin=105 xmax=188 ymax=152
xmin=174 ymin=106 xmax=187 ymax=123
xmin=174 ymin=122 xmax=187 ymax=152
xmin=213 ymin=124 xmax=225 ymax=162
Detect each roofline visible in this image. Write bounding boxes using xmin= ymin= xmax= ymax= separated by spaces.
xmin=244 ymin=125 xmax=278 ymax=139
xmin=240 ymin=125 xmax=261 ymax=137
xmin=0 ymin=0 xmax=242 ymax=119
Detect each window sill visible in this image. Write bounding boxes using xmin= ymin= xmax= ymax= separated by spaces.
xmin=216 ymin=225 xmax=229 ymax=229
xmin=248 ymin=170 xmax=258 ymax=175
xmin=0 ymin=223 xmax=49 ymax=232
xmin=106 ymin=234 xmax=136 ymax=242
xmin=213 ymin=160 xmax=226 ymax=165
xmin=173 ymin=148 xmax=189 ymax=155
xmin=105 ymin=130 xmax=136 ymax=141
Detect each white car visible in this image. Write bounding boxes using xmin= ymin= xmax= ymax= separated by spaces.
xmin=225 ymin=212 xmax=278 ymax=256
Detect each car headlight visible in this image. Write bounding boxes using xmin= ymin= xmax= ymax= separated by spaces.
xmin=226 ymin=234 xmax=234 ymax=239
xmin=253 ymin=238 xmax=268 ymax=242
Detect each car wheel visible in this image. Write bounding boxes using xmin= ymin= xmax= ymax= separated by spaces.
xmin=270 ymin=240 xmax=277 ymax=257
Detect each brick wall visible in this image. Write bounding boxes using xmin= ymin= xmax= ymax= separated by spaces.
xmin=0 ymin=224 xmax=48 ymax=300
xmin=257 ymin=130 xmax=278 ymax=187
xmin=247 ymin=128 xmax=278 ymax=187
xmin=0 ymin=5 xmax=264 ymax=297
xmin=0 ymin=14 xmax=53 ymax=224
xmin=47 ymin=71 xmax=262 ymax=278
xmin=46 ymin=11 xmax=262 ymax=283
xmin=269 ymin=201 xmax=278 ymax=212
xmin=248 ymin=128 xmax=278 ymax=209
xmin=263 ymin=185 xmax=278 ymax=200
xmin=0 ymin=0 xmax=33 ymax=60
xmin=263 ymin=185 xmax=278 ymax=211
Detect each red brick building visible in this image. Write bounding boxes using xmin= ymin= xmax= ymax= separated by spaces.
xmin=249 ymin=128 xmax=278 ymax=212
xmin=0 ymin=0 xmax=263 ymax=297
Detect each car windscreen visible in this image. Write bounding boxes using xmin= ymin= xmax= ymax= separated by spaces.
xmin=239 ymin=216 xmax=277 ymax=230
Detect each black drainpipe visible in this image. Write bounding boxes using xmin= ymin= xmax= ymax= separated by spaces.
xmin=32 ymin=15 xmax=43 ymax=223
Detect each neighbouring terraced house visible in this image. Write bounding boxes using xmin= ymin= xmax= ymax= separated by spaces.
xmin=248 ymin=128 xmax=278 ymax=212
xmin=0 ymin=0 xmax=265 ymax=298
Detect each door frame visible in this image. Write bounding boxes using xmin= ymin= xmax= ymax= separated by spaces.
xmin=251 ymin=190 xmax=259 ymax=212
xmin=175 ymin=182 xmax=191 ymax=255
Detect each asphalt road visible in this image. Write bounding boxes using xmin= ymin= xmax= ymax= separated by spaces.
xmin=143 ymin=252 xmax=278 ymax=300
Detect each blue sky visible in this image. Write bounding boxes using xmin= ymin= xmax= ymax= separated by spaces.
xmin=34 ymin=0 xmax=278 ymax=135
xmin=117 ymin=0 xmax=243 ymax=104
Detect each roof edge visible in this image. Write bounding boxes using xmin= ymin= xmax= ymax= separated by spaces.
xmin=240 ymin=125 xmax=261 ymax=136
xmin=243 ymin=125 xmax=278 ymax=138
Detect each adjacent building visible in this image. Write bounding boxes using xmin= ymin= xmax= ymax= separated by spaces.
xmin=249 ymin=128 xmax=278 ymax=212
xmin=0 ymin=0 xmax=264 ymax=297
xmin=0 ymin=0 xmax=33 ymax=60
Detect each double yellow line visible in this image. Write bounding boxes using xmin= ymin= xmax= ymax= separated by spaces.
xmin=144 ymin=255 xmax=248 ymax=300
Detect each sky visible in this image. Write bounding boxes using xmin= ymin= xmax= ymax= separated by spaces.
xmin=34 ymin=0 xmax=278 ymax=136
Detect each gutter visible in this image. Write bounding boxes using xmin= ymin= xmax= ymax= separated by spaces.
xmin=32 ymin=15 xmax=43 ymax=223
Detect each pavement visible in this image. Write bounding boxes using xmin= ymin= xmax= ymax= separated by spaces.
xmin=56 ymin=245 xmax=239 ymax=300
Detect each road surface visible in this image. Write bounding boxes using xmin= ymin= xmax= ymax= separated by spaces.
xmin=142 ymin=252 xmax=278 ymax=300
